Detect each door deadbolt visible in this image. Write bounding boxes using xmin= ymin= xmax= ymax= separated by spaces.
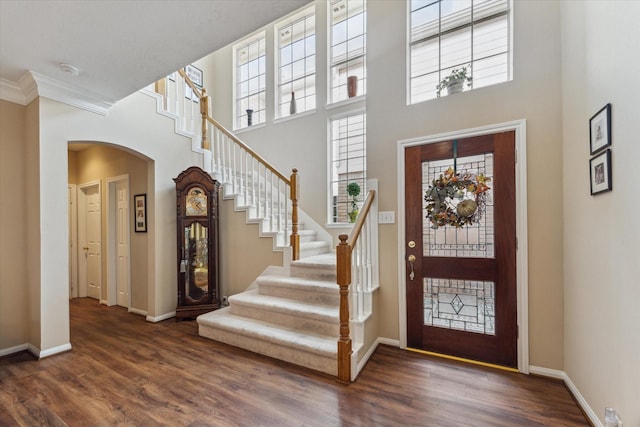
xmin=408 ymin=240 xmax=416 ymax=248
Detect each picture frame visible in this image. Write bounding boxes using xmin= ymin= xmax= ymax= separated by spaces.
xmin=134 ymin=194 xmax=147 ymax=232
xmin=184 ymin=64 xmax=203 ymax=88
xmin=184 ymin=64 xmax=203 ymax=102
xmin=589 ymin=149 xmax=612 ymax=195
xmin=589 ymin=103 xmax=611 ymax=154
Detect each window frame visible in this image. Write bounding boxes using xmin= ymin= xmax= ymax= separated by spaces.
xmin=328 ymin=0 xmax=367 ymax=105
xmin=407 ymin=0 xmax=513 ymax=104
xmin=274 ymin=6 xmax=317 ymax=119
xmin=327 ymin=110 xmax=367 ymax=225
xmin=233 ymin=31 xmax=267 ymax=130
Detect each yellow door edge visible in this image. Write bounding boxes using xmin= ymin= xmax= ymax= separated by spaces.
xmin=406 ymin=347 xmax=519 ymax=373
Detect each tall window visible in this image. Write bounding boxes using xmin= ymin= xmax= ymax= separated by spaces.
xmin=234 ymin=33 xmax=266 ymax=129
xmin=329 ymin=113 xmax=366 ymax=224
xmin=329 ymin=0 xmax=366 ymax=103
xmin=276 ymin=7 xmax=316 ymax=117
xmin=409 ymin=0 xmax=511 ymax=103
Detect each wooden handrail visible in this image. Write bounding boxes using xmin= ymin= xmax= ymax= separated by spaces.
xmin=205 ymin=116 xmax=290 ymax=184
xmin=161 ymin=67 xmax=301 ymax=260
xmin=347 ymin=190 xmax=376 ymax=248
xmin=177 ymin=68 xmax=203 ymax=99
xmin=336 ymin=189 xmax=376 ymax=383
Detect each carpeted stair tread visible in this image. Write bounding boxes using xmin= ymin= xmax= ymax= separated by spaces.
xmin=256 ymin=274 xmax=339 ymax=295
xmin=197 ymin=308 xmax=336 ymax=357
xmin=229 ymin=289 xmax=338 ymax=321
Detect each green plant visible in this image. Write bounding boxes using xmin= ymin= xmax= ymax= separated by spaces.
xmin=346 ymin=182 xmax=361 ymax=223
xmin=436 ymin=66 xmax=473 ymax=96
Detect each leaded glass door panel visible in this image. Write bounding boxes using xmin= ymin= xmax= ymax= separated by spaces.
xmin=405 ymin=132 xmax=517 ymax=368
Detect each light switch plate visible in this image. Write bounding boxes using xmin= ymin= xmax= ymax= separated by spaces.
xmin=379 ymin=211 xmax=395 ymax=224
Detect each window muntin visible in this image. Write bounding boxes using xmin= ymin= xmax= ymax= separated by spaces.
xmin=409 ymin=0 xmax=511 ymax=103
xmin=329 ymin=113 xmax=366 ymax=224
xmin=234 ymin=34 xmax=266 ymax=129
xmin=276 ymin=8 xmax=316 ymax=117
xmin=329 ymin=0 xmax=367 ymax=103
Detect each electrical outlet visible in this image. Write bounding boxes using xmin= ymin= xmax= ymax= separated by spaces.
xmin=222 ymin=296 xmax=228 ymax=306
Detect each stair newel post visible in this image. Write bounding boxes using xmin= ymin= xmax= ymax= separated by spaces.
xmin=336 ymin=234 xmax=352 ymax=384
xmin=200 ymin=88 xmax=210 ymax=150
xmin=289 ymin=168 xmax=300 ymax=261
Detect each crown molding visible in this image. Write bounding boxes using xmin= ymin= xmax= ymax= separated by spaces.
xmin=0 ymin=71 xmax=113 ymax=115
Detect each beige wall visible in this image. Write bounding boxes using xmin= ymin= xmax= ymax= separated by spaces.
xmin=69 ymin=144 xmax=150 ymax=311
xmin=203 ymin=0 xmax=565 ymax=369
xmin=561 ymin=1 xmax=640 ymax=425
xmin=0 ymin=100 xmax=29 ymax=350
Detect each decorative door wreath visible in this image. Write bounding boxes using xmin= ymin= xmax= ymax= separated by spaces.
xmin=424 ymin=141 xmax=491 ymax=229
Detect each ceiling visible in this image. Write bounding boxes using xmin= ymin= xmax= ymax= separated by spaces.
xmin=0 ymin=0 xmax=311 ymax=107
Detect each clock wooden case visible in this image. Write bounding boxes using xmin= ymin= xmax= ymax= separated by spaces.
xmin=174 ymin=166 xmax=220 ymax=320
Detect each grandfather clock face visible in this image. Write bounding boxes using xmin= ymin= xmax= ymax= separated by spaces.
xmin=185 ymin=187 xmax=207 ymax=216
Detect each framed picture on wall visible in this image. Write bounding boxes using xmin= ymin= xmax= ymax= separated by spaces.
xmin=589 ymin=103 xmax=611 ymax=154
xmin=590 ymin=149 xmax=612 ymax=195
xmin=134 ymin=194 xmax=147 ymax=232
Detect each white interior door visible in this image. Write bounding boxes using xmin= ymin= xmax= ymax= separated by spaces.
xmin=85 ymin=185 xmax=102 ymax=300
xmin=115 ymin=181 xmax=130 ymax=307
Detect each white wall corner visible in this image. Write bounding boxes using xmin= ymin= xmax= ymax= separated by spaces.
xmin=37 ymin=342 xmax=72 ymax=359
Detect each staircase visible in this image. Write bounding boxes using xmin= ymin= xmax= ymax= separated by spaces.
xmin=198 ymin=253 xmax=340 ymax=375
xmin=143 ymin=73 xmax=378 ymax=380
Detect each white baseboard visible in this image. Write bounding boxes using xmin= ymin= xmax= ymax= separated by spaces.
xmin=128 ymin=307 xmax=148 ymax=316
xmin=0 ymin=343 xmax=29 ymax=357
xmin=146 ymin=311 xmax=175 ymax=323
xmin=377 ymin=337 xmax=400 ymax=347
xmin=36 ymin=343 xmax=73 ymax=359
xmin=530 ymin=365 xmax=601 ymax=427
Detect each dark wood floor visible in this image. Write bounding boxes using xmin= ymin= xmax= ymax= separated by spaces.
xmin=0 ymin=298 xmax=588 ymax=427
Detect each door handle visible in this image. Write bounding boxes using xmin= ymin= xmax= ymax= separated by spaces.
xmin=407 ymin=254 xmax=416 ymax=280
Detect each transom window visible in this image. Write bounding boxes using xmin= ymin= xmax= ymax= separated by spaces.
xmin=329 ymin=112 xmax=366 ymax=224
xmin=234 ymin=33 xmax=266 ymax=129
xmin=409 ymin=0 xmax=511 ymax=103
xmin=276 ymin=8 xmax=316 ymax=117
xmin=329 ymin=0 xmax=367 ymax=103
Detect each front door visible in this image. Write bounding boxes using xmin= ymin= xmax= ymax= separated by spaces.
xmin=405 ymin=131 xmax=517 ymax=368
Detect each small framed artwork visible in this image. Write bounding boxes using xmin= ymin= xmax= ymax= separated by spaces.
xmin=589 ymin=103 xmax=611 ymax=154
xmin=185 ymin=64 xmax=203 ymax=88
xmin=134 ymin=194 xmax=147 ymax=232
xmin=590 ymin=149 xmax=612 ymax=195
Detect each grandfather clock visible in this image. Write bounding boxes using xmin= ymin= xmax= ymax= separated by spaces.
xmin=174 ymin=166 xmax=220 ymax=320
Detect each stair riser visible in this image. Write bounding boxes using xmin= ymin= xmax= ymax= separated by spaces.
xmin=199 ymin=324 xmax=337 ymax=376
xmin=259 ymin=285 xmax=340 ymax=306
xmin=229 ymin=304 xmax=339 ymax=336
xmin=290 ymin=266 xmax=336 ymax=281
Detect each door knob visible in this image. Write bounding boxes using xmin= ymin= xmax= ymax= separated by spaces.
xmin=407 ymin=254 xmax=416 ymax=280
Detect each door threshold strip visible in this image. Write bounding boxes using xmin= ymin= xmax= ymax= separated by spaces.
xmin=406 ymin=347 xmax=519 ymax=373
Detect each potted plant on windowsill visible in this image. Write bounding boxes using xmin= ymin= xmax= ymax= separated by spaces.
xmin=346 ymin=182 xmax=361 ymax=223
xmin=436 ymin=66 xmax=472 ymax=97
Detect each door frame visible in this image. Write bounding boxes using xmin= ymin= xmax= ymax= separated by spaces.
xmin=106 ymin=174 xmax=131 ymax=308
xmin=396 ymin=120 xmax=529 ymax=373
xmin=68 ymin=184 xmax=78 ymax=299
xmin=78 ymin=180 xmax=102 ymax=300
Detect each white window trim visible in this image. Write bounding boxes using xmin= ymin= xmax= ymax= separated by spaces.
xmin=233 ymin=30 xmax=267 ymax=130
xmin=273 ymin=5 xmax=317 ymax=120
xmin=326 ymin=107 xmax=367 ymax=225
xmin=406 ymin=0 xmax=513 ymax=105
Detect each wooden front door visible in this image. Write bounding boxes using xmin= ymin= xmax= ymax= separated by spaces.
xmin=405 ymin=131 xmax=518 ymax=368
